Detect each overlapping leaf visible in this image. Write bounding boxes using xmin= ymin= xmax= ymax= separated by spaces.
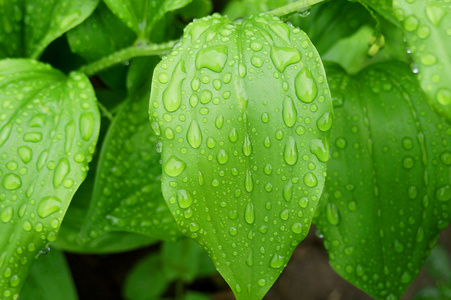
xmin=79 ymin=84 xmax=181 ymax=242
xmin=20 ymin=249 xmax=77 ymax=300
xmin=0 ymin=59 xmax=100 ymax=298
xmin=0 ymin=0 xmax=99 ymax=59
xmin=103 ymin=0 xmax=192 ymax=40
xmin=393 ymin=0 xmax=451 ymax=122
xmin=315 ymin=62 xmax=451 ymax=300
xmin=150 ymin=14 xmax=333 ymax=300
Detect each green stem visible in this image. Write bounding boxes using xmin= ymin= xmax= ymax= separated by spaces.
xmin=267 ymin=0 xmax=327 ymax=17
xmin=79 ymin=40 xmax=178 ymax=77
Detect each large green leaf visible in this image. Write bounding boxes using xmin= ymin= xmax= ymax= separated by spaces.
xmin=393 ymin=0 xmax=451 ymax=122
xmin=20 ymin=249 xmax=77 ymax=300
xmin=315 ymin=62 xmax=451 ymax=300
xmin=149 ymin=14 xmax=333 ymax=300
xmin=79 ymin=84 xmax=181 ymax=241
xmin=0 ymin=59 xmax=100 ymax=298
xmin=103 ymin=0 xmax=193 ymax=40
xmin=0 ymin=0 xmax=99 ymax=59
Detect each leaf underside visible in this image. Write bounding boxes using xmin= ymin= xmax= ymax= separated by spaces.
xmin=315 ymin=62 xmax=451 ymax=300
xmin=150 ymin=13 xmax=333 ymax=300
xmin=0 ymin=59 xmax=100 ymax=298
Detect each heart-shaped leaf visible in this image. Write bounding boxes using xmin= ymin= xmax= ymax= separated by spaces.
xmin=149 ymin=14 xmax=333 ymax=299
xmin=79 ymin=84 xmax=181 ymax=242
xmin=314 ymin=62 xmax=451 ymax=300
xmin=0 ymin=0 xmax=99 ymax=59
xmin=393 ymin=0 xmax=451 ymax=122
xmin=0 ymin=59 xmax=100 ymax=298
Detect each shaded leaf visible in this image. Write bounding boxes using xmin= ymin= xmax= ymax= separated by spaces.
xmin=103 ymin=0 xmax=193 ymax=40
xmin=222 ymin=0 xmax=290 ymax=20
xmin=358 ymin=0 xmax=399 ymax=25
xmin=0 ymin=59 xmax=100 ymax=298
xmin=79 ymin=84 xmax=181 ymax=242
xmin=0 ymin=0 xmax=99 ymax=59
xmin=20 ymin=249 xmax=77 ymax=300
xmin=393 ymin=0 xmax=451 ymax=122
xmin=315 ymin=62 xmax=451 ymax=300
xmin=149 ymin=14 xmax=332 ymax=300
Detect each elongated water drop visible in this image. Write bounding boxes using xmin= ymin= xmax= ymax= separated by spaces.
xmin=282 ymin=97 xmax=297 ymax=128
xmin=243 ymin=134 xmax=252 ymax=156
xmin=187 ymin=120 xmax=202 ymax=149
xmin=284 ymin=136 xmax=298 ymax=165
xmin=295 ymin=67 xmax=318 ymax=103
xmin=245 ymin=203 xmax=255 ymax=224
xmin=37 ymin=197 xmax=62 ymax=218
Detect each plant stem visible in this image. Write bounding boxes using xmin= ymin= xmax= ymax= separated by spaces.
xmin=79 ymin=40 xmax=178 ymax=77
xmin=267 ymin=0 xmax=327 ymax=17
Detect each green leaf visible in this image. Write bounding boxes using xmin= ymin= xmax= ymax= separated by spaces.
xmin=357 ymin=0 xmax=399 ymax=25
xmin=222 ymin=0 xmax=290 ymax=20
xmin=79 ymin=84 xmax=181 ymax=242
xmin=19 ymin=249 xmax=77 ymax=300
xmin=149 ymin=14 xmax=333 ymax=300
xmin=314 ymin=62 xmax=451 ymax=300
xmin=123 ymin=251 xmax=171 ymax=300
xmin=103 ymin=0 xmax=193 ymax=40
xmin=176 ymin=0 xmax=213 ymax=20
xmin=0 ymin=0 xmax=99 ymax=59
xmin=0 ymin=58 xmax=100 ymax=298
xmin=393 ymin=0 xmax=451 ymax=122
xmin=55 ymin=163 xmax=157 ymax=254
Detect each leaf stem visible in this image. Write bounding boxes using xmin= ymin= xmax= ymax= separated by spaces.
xmin=267 ymin=0 xmax=327 ymax=17
xmin=79 ymin=40 xmax=178 ymax=77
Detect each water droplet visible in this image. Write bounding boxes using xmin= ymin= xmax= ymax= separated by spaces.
xmin=261 ymin=112 xmax=270 ymax=123
xmin=303 ymin=172 xmax=318 ymax=187
xmin=270 ymin=253 xmax=285 ymax=269
xmin=264 ymin=136 xmax=271 ymax=148
xmin=264 ymin=163 xmax=273 ymax=175
xmin=200 ymin=90 xmax=213 ymax=104
xmin=245 ymin=203 xmax=255 ymax=224
xmin=317 ymin=112 xmax=333 ymax=131
xmin=163 ymin=60 xmax=185 ymax=112
xmin=250 ymin=42 xmax=263 ymax=52
xmin=79 ymin=113 xmax=95 ymax=141
xmin=394 ymin=239 xmax=404 ymax=253
xmin=196 ymin=45 xmax=228 ymax=72
xmin=229 ymin=227 xmax=238 ymax=236
xmin=187 ymin=120 xmax=202 ymax=149
xmin=246 ymin=250 xmax=253 ymax=266
xmin=23 ymin=132 xmax=42 ymax=142
xmin=295 ymin=68 xmax=318 ymax=103
xmin=403 ymin=156 xmax=414 ymax=169
xmin=310 ymin=138 xmax=329 ymax=162
xmin=215 ymin=115 xmax=224 ymax=129
xmin=280 ymin=209 xmax=289 ymax=220
xmin=437 ymin=88 xmax=451 ymax=105
xmin=177 ymin=189 xmax=193 ymax=208
xmin=282 ymin=97 xmax=297 ymax=128
xmin=270 ymin=46 xmax=301 ymax=73
xmin=251 ymin=56 xmax=263 ymax=68
xmin=243 ymin=134 xmax=252 ymax=156
xmin=239 ymin=63 xmax=247 ymax=78
xmin=326 ymin=203 xmax=340 ymax=225
xmin=440 ymin=151 xmax=451 ymax=165
xmin=284 ymin=136 xmax=298 ymax=165
xmin=164 ymin=156 xmax=186 ymax=177
xmin=283 ymin=181 xmax=293 ymax=202
xmin=426 ymin=4 xmax=445 ymax=26
xmin=158 ymin=72 xmax=169 ymax=83
xmin=402 ymin=137 xmax=414 ymax=150
xmin=404 ymin=15 xmax=419 ymax=31
xmin=37 ymin=197 xmax=62 ymax=218
xmin=0 ymin=123 xmax=12 ymax=146
xmin=245 ymin=169 xmax=253 ymax=192
xmin=421 ymin=53 xmax=437 ymax=65
xmin=229 ymin=128 xmax=238 ymax=143
xmin=217 ymin=149 xmax=229 ymax=164
xmin=258 ymin=279 xmax=266 ymax=287
xmin=0 ymin=207 xmax=13 ymax=223
xmin=292 ymin=223 xmax=302 ymax=234
xmin=436 ymin=185 xmax=451 ymax=202
xmin=53 ymin=158 xmax=70 ymax=188
xmin=2 ymin=173 xmax=22 ymax=190
xmin=17 ymin=146 xmax=32 ymax=164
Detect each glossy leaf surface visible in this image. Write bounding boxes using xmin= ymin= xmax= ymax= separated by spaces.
xmin=0 ymin=59 xmax=100 ymax=298
xmin=0 ymin=0 xmax=99 ymax=59
xmin=80 ymin=85 xmax=181 ymax=241
xmin=315 ymin=62 xmax=451 ymax=300
xmin=103 ymin=0 xmax=192 ymax=40
xmin=393 ymin=0 xmax=451 ymax=122
xmin=20 ymin=249 xmax=77 ymax=300
xmin=150 ymin=14 xmax=332 ymax=299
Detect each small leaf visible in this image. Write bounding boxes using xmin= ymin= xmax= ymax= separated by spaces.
xmin=103 ymin=0 xmax=193 ymax=40
xmin=0 ymin=58 xmax=100 ymax=298
xmin=315 ymin=62 xmax=451 ymax=300
xmin=0 ymin=0 xmax=99 ymax=59
xmin=150 ymin=14 xmax=333 ymax=300
xmin=79 ymin=85 xmax=181 ymax=242
xmin=19 ymin=249 xmax=77 ymax=300
xmin=393 ymin=0 xmax=451 ymax=122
